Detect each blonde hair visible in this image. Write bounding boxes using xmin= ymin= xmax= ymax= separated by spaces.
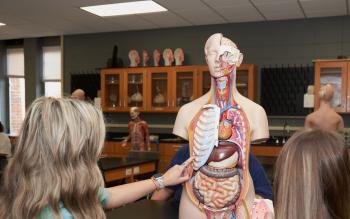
xmin=0 ymin=97 xmax=106 ymax=219
xmin=274 ymin=129 xmax=350 ymax=219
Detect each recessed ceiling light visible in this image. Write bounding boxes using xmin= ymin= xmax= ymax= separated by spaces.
xmin=81 ymin=1 xmax=167 ymax=17
xmin=0 ymin=23 xmax=6 ymax=26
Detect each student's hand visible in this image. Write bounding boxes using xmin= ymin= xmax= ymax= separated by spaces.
xmin=162 ymin=157 xmax=195 ymax=187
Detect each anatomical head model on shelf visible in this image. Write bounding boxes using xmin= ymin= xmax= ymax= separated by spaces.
xmin=174 ymin=48 xmax=185 ymax=66
xmin=128 ymin=49 xmax=140 ymax=67
xmin=142 ymin=49 xmax=149 ymax=67
xmin=163 ymin=48 xmax=174 ymax=66
xmin=304 ymin=83 xmax=344 ymax=132
xmin=153 ymin=49 xmax=161 ymax=67
xmin=174 ymin=33 xmax=273 ymax=219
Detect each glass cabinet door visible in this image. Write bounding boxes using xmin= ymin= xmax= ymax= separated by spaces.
xmin=104 ymin=74 xmax=122 ymax=109
xmin=198 ymin=67 xmax=211 ymax=95
xmin=150 ymin=71 xmax=169 ymax=109
xmin=315 ymin=61 xmax=347 ymax=112
xmin=175 ymin=67 xmax=196 ymax=107
xmin=127 ymin=72 xmax=145 ymax=108
xmin=236 ymin=69 xmax=249 ymax=97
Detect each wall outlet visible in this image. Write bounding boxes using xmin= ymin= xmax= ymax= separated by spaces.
xmin=125 ymin=168 xmax=132 ymax=176
xmin=133 ymin=166 xmax=140 ymax=174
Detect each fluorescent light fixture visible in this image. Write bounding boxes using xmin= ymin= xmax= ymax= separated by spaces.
xmin=81 ymin=1 xmax=167 ymax=17
xmin=0 ymin=23 xmax=6 ymax=26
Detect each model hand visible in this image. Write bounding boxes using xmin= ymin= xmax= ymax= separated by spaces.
xmin=121 ymin=140 xmax=127 ymax=148
xmin=162 ymin=157 xmax=195 ymax=187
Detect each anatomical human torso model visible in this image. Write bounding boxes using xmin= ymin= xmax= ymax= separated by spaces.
xmin=174 ymin=33 xmax=273 ymax=219
xmin=304 ymin=84 xmax=344 ymax=131
xmin=122 ymin=107 xmax=151 ymax=151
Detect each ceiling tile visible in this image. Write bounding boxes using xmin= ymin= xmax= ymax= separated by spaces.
xmin=202 ymin=0 xmax=264 ymax=23
xmin=138 ymin=11 xmax=192 ymax=28
xmin=106 ymin=15 xmax=158 ymax=30
xmin=300 ymin=0 xmax=347 ymax=18
xmin=252 ymin=0 xmax=304 ymax=20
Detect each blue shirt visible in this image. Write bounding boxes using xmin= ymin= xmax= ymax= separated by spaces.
xmin=39 ymin=188 xmax=109 ymax=219
xmin=166 ymin=145 xmax=273 ymax=201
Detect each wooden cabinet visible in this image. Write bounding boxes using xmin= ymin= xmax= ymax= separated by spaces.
xmin=101 ymin=64 xmax=257 ymax=112
xmin=197 ymin=64 xmax=257 ymax=101
xmin=314 ymin=60 xmax=350 ymax=112
xmin=101 ymin=69 xmax=124 ymax=112
xmin=102 ymin=141 xmax=128 ymax=157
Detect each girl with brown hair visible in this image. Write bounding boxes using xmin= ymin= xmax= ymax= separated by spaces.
xmin=0 ymin=97 xmax=193 ymax=219
xmin=274 ymin=129 xmax=350 ymax=219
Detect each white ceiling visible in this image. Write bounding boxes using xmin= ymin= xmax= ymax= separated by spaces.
xmin=0 ymin=0 xmax=349 ymax=40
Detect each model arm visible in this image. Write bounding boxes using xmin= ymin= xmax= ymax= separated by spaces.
xmin=105 ymin=157 xmax=194 ymax=209
xmin=121 ymin=122 xmax=132 ymax=147
xmin=142 ymin=121 xmax=151 ymax=150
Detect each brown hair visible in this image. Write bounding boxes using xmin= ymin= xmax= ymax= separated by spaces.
xmin=274 ymin=129 xmax=350 ymax=219
xmin=0 ymin=97 xmax=106 ymax=219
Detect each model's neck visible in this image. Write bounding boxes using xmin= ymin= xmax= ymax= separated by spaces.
xmin=320 ymin=100 xmax=332 ymax=109
xmin=132 ymin=117 xmax=141 ymax=122
xmin=213 ymin=69 xmax=237 ymax=106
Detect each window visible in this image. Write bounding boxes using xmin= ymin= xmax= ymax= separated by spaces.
xmin=7 ymin=48 xmax=25 ymax=135
xmin=42 ymin=46 xmax=62 ymax=97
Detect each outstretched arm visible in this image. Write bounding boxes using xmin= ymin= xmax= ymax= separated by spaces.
xmin=104 ymin=157 xmax=194 ymax=209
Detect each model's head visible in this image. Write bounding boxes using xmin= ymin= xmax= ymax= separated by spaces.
xmin=71 ymin=88 xmax=86 ymax=100
xmin=204 ymin=33 xmax=243 ymax=78
xmin=0 ymin=97 xmax=106 ymax=219
xmin=174 ymin=48 xmax=184 ymax=65
xmin=143 ymin=50 xmax=149 ymax=60
xmin=319 ymin=83 xmax=334 ymax=102
xmin=130 ymin=106 xmax=140 ymax=119
xmin=274 ymin=129 xmax=350 ymax=219
xmin=153 ymin=49 xmax=160 ymax=60
xmin=163 ymin=48 xmax=174 ymax=66
xmin=128 ymin=49 xmax=140 ymax=66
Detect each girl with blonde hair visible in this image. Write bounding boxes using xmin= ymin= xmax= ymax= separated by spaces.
xmin=0 ymin=97 xmax=193 ymax=219
xmin=274 ymin=129 xmax=350 ymax=219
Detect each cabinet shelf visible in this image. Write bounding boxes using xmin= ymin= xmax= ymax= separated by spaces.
xmin=101 ymin=65 xmax=257 ymax=112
